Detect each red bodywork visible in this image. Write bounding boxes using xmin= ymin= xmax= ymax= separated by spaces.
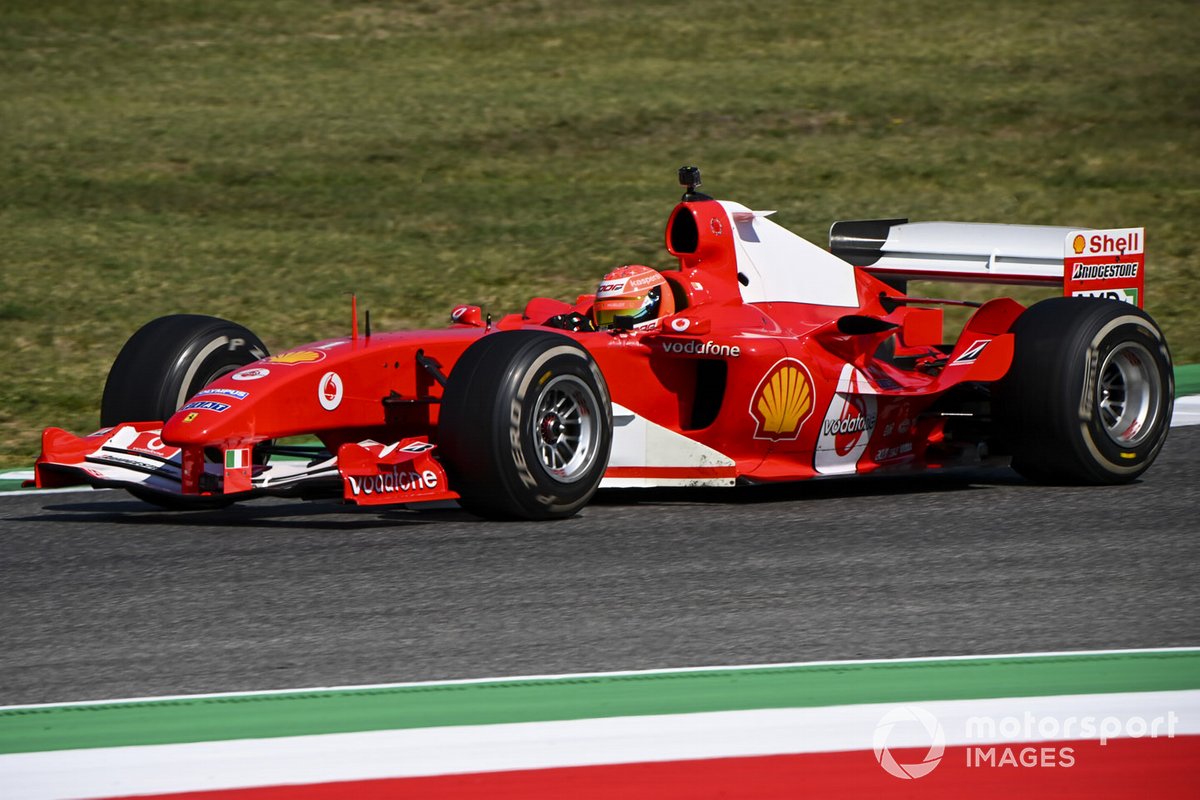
xmin=36 ymin=196 xmax=1031 ymax=505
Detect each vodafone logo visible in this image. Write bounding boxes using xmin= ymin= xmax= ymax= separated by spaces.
xmin=318 ymin=371 xmax=344 ymax=411
xmin=814 ymin=365 xmax=877 ymax=475
xmin=346 ymin=468 xmax=439 ymax=496
xmin=660 ymin=339 xmax=741 ymax=358
xmin=670 ymin=318 xmax=691 ymax=332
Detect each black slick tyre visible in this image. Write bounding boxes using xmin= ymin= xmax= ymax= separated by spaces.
xmin=100 ymin=314 xmax=269 ymax=508
xmin=996 ymin=297 xmax=1173 ymax=484
xmin=102 ymin=314 xmax=269 ymax=426
xmin=438 ymin=331 xmax=612 ymax=520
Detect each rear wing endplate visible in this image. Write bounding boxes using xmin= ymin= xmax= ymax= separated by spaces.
xmin=830 ymin=220 xmax=1145 ymax=307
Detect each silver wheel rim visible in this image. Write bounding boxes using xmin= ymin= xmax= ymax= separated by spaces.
xmin=531 ymin=374 xmax=599 ymax=484
xmin=1097 ymin=342 xmax=1161 ymax=447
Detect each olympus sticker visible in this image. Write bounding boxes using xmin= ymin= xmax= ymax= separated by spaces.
xmin=194 ymin=388 xmax=250 ymax=400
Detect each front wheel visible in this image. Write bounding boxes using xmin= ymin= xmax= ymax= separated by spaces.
xmin=102 ymin=314 xmax=269 ymax=426
xmin=996 ymin=297 xmax=1173 ymax=484
xmin=437 ymin=331 xmax=612 ymax=520
xmin=100 ymin=314 xmax=269 ymax=508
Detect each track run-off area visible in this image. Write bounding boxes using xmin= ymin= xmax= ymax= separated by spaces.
xmin=1 ymin=373 xmax=1197 ymax=796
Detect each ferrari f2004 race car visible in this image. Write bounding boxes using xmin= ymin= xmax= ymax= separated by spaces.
xmin=35 ymin=168 xmax=1174 ymax=520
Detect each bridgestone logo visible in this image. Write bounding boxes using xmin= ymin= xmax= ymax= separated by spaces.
xmin=1071 ymin=262 xmax=1139 ymax=281
xmin=661 ymin=339 xmax=741 ymax=357
xmin=822 ymin=415 xmax=875 ymax=436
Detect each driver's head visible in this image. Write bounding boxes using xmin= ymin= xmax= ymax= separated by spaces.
xmin=592 ymin=265 xmax=675 ymax=329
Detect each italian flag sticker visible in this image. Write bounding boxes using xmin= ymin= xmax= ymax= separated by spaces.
xmin=223 ymin=448 xmax=251 ymax=493
xmin=225 ymin=449 xmax=248 ymax=470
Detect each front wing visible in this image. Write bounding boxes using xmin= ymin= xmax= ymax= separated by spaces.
xmin=34 ymin=425 xmax=459 ymax=507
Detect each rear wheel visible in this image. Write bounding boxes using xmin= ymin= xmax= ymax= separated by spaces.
xmin=996 ymin=297 xmax=1173 ymax=484
xmin=101 ymin=314 xmax=269 ymax=507
xmin=438 ymin=331 xmax=612 ymax=520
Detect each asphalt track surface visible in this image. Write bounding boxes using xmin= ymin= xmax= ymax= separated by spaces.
xmin=2 ymin=428 xmax=1198 ymax=706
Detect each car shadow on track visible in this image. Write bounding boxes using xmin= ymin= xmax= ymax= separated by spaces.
xmin=17 ymin=466 xmax=1033 ymax=528
xmin=590 ymin=466 xmax=1030 ymax=509
xmin=19 ymin=496 xmax=479 ymax=530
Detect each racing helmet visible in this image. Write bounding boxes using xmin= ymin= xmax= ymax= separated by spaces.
xmin=592 ymin=265 xmax=675 ymax=329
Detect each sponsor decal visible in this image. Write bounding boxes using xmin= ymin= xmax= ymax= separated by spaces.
xmin=1082 ymin=230 xmax=1141 ymax=256
xmin=182 ymin=412 xmax=199 ymax=423
xmin=193 ymin=388 xmax=250 ymax=400
xmin=875 ymin=442 xmax=915 ymax=461
xmin=1069 ymin=262 xmax=1140 ymax=281
xmin=266 ymin=350 xmax=327 ymax=366
xmin=127 ymin=432 xmax=175 ymax=458
xmin=670 ymin=318 xmax=692 ymax=332
xmin=1072 ymin=288 xmax=1139 ymax=305
xmin=660 ymin=339 xmax=741 ymax=358
xmin=1072 ymin=234 xmax=1086 ymax=254
xmin=451 ymin=306 xmax=469 ymax=320
xmin=629 ymin=274 xmax=662 ymax=289
xmin=822 ymin=414 xmax=873 ymax=438
xmin=815 ymin=365 xmax=878 ymax=475
xmin=950 ymin=339 xmax=991 ymax=366
xmin=180 ymin=400 xmax=231 ymax=413
xmin=99 ymin=452 xmax=165 ymax=471
xmin=346 ymin=467 xmax=440 ymax=497
xmin=710 ymin=218 xmax=724 ymax=235
xmin=596 ymin=281 xmax=627 ymax=295
xmin=318 ymin=371 xmax=344 ymax=411
xmin=750 ymin=359 xmax=815 ymax=440
xmin=224 ymin=448 xmax=249 ymax=470
xmin=399 ymin=441 xmax=436 ymax=453
xmin=232 ymin=368 xmax=270 ymax=381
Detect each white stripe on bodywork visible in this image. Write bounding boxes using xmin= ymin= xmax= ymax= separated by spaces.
xmin=2 ymin=690 xmax=1196 ymax=799
xmin=722 ymin=201 xmax=861 ymax=308
xmin=602 ymin=402 xmax=735 ymax=487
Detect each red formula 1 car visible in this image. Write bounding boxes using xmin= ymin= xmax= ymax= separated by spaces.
xmin=35 ymin=167 xmax=1174 ymax=519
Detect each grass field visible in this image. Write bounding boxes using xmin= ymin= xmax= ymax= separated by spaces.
xmin=1 ymin=0 xmax=1197 ymax=467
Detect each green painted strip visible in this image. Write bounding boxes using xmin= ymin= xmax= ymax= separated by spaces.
xmin=1 ymin=650 xmax=1197 ymax=755
xmin=1176 ymin=363 xmax=1200 ymax=397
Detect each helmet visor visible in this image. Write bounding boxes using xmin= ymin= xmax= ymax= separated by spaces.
xmin=594 ymin=288 xmax=661 ymax=328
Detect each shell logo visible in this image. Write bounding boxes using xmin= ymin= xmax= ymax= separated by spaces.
xmin=1072 ymin=234 xmax=1086 ymax=255
xmin=266 ymin=350 xmax=326 ymax=366
xmin=750 ymin=358 xmax=815 ymax=440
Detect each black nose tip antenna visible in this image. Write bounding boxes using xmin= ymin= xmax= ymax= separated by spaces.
xmin=678 ymin=165 xmax=713 ymax=202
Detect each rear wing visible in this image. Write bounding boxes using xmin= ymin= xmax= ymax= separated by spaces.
xmin=830 ymin=219 xmax=1145 ymax=307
